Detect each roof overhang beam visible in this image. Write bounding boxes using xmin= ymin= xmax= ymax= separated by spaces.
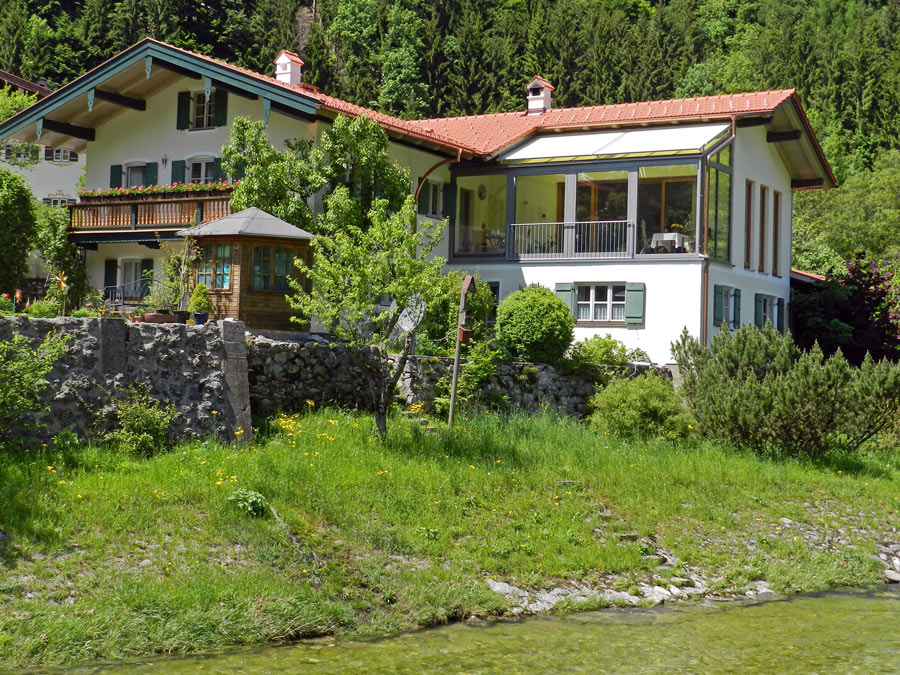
xmin=91 ymin=88 xmax=146 ymax=111
xmin=767 ymin=130 xmax=802 ymax=143
xmin=151 ymin=58 xmax=201 ymax=80
xmin=40 ymin=118 xmax=95 ymax=141
xmin=792 ymin=178 xmax=824 ymax=189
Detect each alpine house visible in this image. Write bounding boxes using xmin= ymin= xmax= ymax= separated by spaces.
xmin=0 ymin=39 xmax=835 ymax=361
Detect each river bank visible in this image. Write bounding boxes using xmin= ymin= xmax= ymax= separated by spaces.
xmin=1 ymin=411 xmax=899 ymax=668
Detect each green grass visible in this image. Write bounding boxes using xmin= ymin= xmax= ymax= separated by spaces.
xmin=1 ymin=409 xmax=899 ymax=668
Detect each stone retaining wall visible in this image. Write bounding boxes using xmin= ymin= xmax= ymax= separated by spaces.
xmin=1 ymin=316 xmax=251 ymax=445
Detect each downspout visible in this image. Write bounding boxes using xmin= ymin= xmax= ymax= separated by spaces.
xmin=700 ymin=116 xmax=736 ymax=346
xmin=413 ymin=148 xmax=462 ymax=234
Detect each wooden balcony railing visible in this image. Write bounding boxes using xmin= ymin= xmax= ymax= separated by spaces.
xmin=69 ymin=195 xmax=232 ymax=230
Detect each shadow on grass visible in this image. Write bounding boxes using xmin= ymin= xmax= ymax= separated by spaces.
xmin=807 ymin=450 xmax=898 ymax=480
xmin=0 ymin=454 xmax=65 ymax=568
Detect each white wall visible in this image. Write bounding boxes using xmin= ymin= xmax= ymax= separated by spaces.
xmin=9 ymin=152 xmax=83 ymax=202
xmin=447 ymin=258 xmax=704 ymax=364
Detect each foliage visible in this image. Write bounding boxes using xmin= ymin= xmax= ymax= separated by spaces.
xmin=566 ymin=334 xmax=629 ymax=368
xmin=227 ymin=488 xmax=269 ymax=517
xmin=416 ymin=270 xmax=496 ymax=357
xmin=672 ymin=324 xmax=900 ymax=457
xmin=24 ymin=299 xmax=59 ymax=318
xmin=70 ymin=306 xmax=103 ymax=318
xmin=103 ymin=383 xmax=178 ymax=457
xmin=0 ymin=85 xmax=37 ymax=168
xmin=78 ymin=180 xmax=234 ymax=198
xmin=432 ymin=341 xmax=503 ymax=414
xmin=287 ymin=184 xmax=446 ymax=438
xmin=0 ymin=332 xmax=69 ymax=446
xmin=187 ymin=283 xmax=213 ymax=314
xmin=495 ymin=285 xmax=573 ymax=364
xmin=145 ymin=242 xmax=192 ymax=311
xmin=0 ymin=165 xmax=35 ymax=294
xmin=791 ymin=256 xmax=900 ymax=364
xmin=221 ymin=117 xmax=321 ymax=231
xmin=590 ymin=373 xmax=695 ymax=442
xmin=32 ymin=204 xmax=90 ymax=308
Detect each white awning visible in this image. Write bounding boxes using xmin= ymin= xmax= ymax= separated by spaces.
xmin=499 ymin=123 xmax=731 ymax=162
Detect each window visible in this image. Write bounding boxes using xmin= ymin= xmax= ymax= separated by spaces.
xmin=252 ymin=246 xmax=293 ymax=291
xmin=758 ymin=186 xmax=768 ymax=273
xmin=706 ymin=153 xmax=732 ymax=261
xmin=454 ymin=174 xmax=506 ymax=255
xmin=637 ymin=163 xmax=699 ymax=254
xmin=42 ymin=197 xmax=76 ymax=207
xmin=189 ymin=157 xmax=217 ymax=184
xmin=756 ymin=294 xmax=775 ymax=327
xmin=576 ymin=283 xmax=626 ymax=322
xmin=772 ymin=191 xmax=781 ymax=276
xmin=53 ymin=148 xmax=70 ymax=162
xmin=193 ymin=91 xmax=216 ymax=129
xmin=744 ymin=180 xmax=753 ymax=268
xmin=713 ymin=284 xmax=740 ymax=329
xmin=198 ymin=244 xmax=232 ymax=290
xmin=126 ymin=164 xmax=145 ymax=187
xmin=428 ymin=182 xmax=442 ymax=217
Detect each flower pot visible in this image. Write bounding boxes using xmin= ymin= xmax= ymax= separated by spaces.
xmin=143 ymin=312 xmax=179 ymax=323
xmin=174 ymin=310 xmax=190 ymax=324
xmin=193 ymin=312 xmax=209 ymax=325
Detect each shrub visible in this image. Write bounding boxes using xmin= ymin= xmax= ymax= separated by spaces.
xmin=0 ymin=294 xmax=12 ymax=314
xmin=25 ymin=299 xmax=60 ymax=318
xmin=228 ymin=488 xmax=269 ymax=517
xmin=495 ymin=285 xmax=573 ymax=364
xmin=103 ymin=384 xmax=178 ymax=457
xmin=590 ymin=373 xmax=694 ymax=441
xmin=0 ymin=332 xmax=70 ymax=447
xmin=188 ymin=283 xmax=213 ymax=313
xmin=70 ymin=307 xmax=103 ymax=318
xmin=433 ymin=341 xmax=503 ymax=413
xmin=567 ymin=334 xmax=629 ymax=367
xmin=672 ymin=324 xmax=900 ymax=457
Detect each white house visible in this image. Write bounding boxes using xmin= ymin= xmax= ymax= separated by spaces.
xmin=0 ymin=39 xmax=835 ymax=362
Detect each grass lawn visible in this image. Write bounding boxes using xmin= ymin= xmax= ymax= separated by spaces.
xmin=1 ymin=410 xmax=898 ymax=668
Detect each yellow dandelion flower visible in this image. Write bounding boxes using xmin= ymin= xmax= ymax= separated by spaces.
xmin=468 ymin=465 xmax=475 ymax=469
xmin=328 ymin=419 xmax=338 ymax=425
xmin=46 ymin=465 xmax=53 ymax=471
xmin=211 ymin=410 xmax=218 ymax=416
xmin=76 ymin=494 xmax=82 ymax=499
xmin=58 ymin=480 xmax=66 ymax=485
xmin=306 ymin=400 xmax=315 ymax=407
xmin=216 ymin=480 xmax=224 ymax=485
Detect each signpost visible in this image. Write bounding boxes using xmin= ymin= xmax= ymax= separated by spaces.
xmin=448 ymin=275 xmax=476 ymax=427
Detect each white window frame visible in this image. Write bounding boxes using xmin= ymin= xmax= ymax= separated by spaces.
xmin=427 ymin=181 xmax=442 ymax=218
xmin=188 ymin=156 xmax=217 ymax=184
xmin=576 ymin=282 xmax=627 ymax=323
xmin=720 ymin=285 xmax=736 ymax=329
xmin=53 ymin=148 xmax=71 ymax=162
xmin=125 ymin=162 xmax=146 ymax=187
xmin=192 ymin=91 xmax=216 ymax=130
xmin=760 ymin=294 xmax=775 ymax=326
xmin=42 ymin=197 xmax=76 ymax=207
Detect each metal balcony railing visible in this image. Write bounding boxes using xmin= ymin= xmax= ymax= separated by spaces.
xmin=508 ymin=221 xmax=633 ymax=260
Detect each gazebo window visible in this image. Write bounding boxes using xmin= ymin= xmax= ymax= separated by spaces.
xmin=252 ymin=245 xmax=293 ymax=291
xmin=198 ymin=244 xmax=231 ymax=290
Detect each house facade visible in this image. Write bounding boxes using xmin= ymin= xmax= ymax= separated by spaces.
xmin=0 ymin=39 xmax=835 ymax=363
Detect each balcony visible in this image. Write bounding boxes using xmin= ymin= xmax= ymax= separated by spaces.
xmin=69 ymin=192 xmax=233 ymax=231
xmin=509 ymin=221 xmax=634 ymax=260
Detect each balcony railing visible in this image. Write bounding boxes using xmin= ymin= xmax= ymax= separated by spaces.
xmin=508 ymin=221 xmax=633 ymax=260
xmin=69 ymin=194 xmax=232 ymax=230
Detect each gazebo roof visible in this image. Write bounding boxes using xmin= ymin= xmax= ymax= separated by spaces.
xmin=178 ymin=207 xmax=314 ymax=240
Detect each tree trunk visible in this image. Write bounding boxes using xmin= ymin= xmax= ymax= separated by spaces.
xmin=374 ymin=404 xmax=388 ymax=439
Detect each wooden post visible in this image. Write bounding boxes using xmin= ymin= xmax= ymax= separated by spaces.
xmin=448 ymin=275 xmax=476 ymax=427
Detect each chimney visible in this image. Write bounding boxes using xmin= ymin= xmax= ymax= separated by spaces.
xmin=273 ymin=50 xmax=304 ymax=85
xmin=526 ymin=76 xmax=554 ymax=115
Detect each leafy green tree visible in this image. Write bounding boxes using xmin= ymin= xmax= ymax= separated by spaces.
xmin=287 ymin=188 xmax=446 ymax=438
xmin=0 ymin=166 xmax=36 ymax=293
xmin=416 ymin=271 xmax=496 ymax=356
xmin=32 ymin=205 xmax=90 ymax=308
xmin=221 ymin=117 xmax=322 ymax=230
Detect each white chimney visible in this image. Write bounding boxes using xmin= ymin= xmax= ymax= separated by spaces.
xmin=526 ymin=76 xmax=554 ymax=115
xmin=273 ymin=50 xmax=304 ymax=85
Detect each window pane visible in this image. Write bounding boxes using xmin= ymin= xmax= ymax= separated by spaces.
xmin=577 ymin=285 xmax=590 ymax=302
xmin=637 ymin=163 xmax=698 ymax=253
xmin=611 ymin=304 xmax=625 ymax=321
xmin=577 ymin=304 xmax=590 ymax=321
xmin=455 ymin=174 xmax=506 ymax=255
xmin=594 ymin=285 xmax=608 ymax=301
xmin=714 ymin=169 xmax=731 ymax=261
xmin=612 ymin=285 xmax=626 ymax=302
xmin=273 ymin=247 xmax=291 ymax=291
xmin=593 ymin=304 xmax=608 ymax=321
xmin=576 ymin=171 xmax=628 ymax=221
xmin=252 ymin=246 xmax=270 ymax=291
xmin=515 ymin=173 xmax=564 ymax=224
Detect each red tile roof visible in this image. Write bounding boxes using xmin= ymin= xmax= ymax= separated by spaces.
xmin=407 ymin=90 xmax=797 ymax=156
xmin=146 ymin=42 xmax=809 ymax=163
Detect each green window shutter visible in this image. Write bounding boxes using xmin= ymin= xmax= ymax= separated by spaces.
xmin=625 ymin=283 xmax=645 ymax=325
xmin=554 ymin=283 xmax=575 ymax=317
xmin=103 ymin=259 xmax=117 ymax=296
xmin=417 ymin=178 xmax=429 ymax=215
xmin=212 ymin=157 xmax=223 ymax=181
xmin=140 ymin=258 xmax=154 ymax=298
xmin=733 ymin=288 xmax=741 ymax=327
xmin=176 ymin=91 xmax=191 ymax=130
xmin=776 ymin=297 xmax=785 ymax=333
xmin=442 ymin=182 xmax=456 ymax=221
xmin=171 ymin=159 xmax=185 ymax=184
xmin=754 ymin=293 xmax=764 ymax=328
xmin=143 ymin=161 xmax=158 ymax=186
xmin=214 ymin=89 xmax=228 ymax=127
xmin=44 ymin=146 xmax=53 ymax=161
xmin=110 ymin=164 xmax=122 ymax=188
xmin=713 ymin=285 xmax=724 ymax=327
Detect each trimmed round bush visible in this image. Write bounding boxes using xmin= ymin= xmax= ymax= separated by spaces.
xmin=495 ymin=285 xmax=574 ymax=363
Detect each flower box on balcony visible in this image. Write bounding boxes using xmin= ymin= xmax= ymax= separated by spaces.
xmin=77 ymin=181 xmax=237 ymax=203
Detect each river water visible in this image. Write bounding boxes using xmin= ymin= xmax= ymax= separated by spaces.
xmin=55 ymin=587 xmax=900 ymax=674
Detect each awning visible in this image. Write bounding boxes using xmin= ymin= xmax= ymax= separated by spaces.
xmin=499 ymin=123 xmax=731 ymax=162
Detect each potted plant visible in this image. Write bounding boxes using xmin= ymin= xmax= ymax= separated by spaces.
xmin=188 ymin=283 xmax=213 ymax=325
